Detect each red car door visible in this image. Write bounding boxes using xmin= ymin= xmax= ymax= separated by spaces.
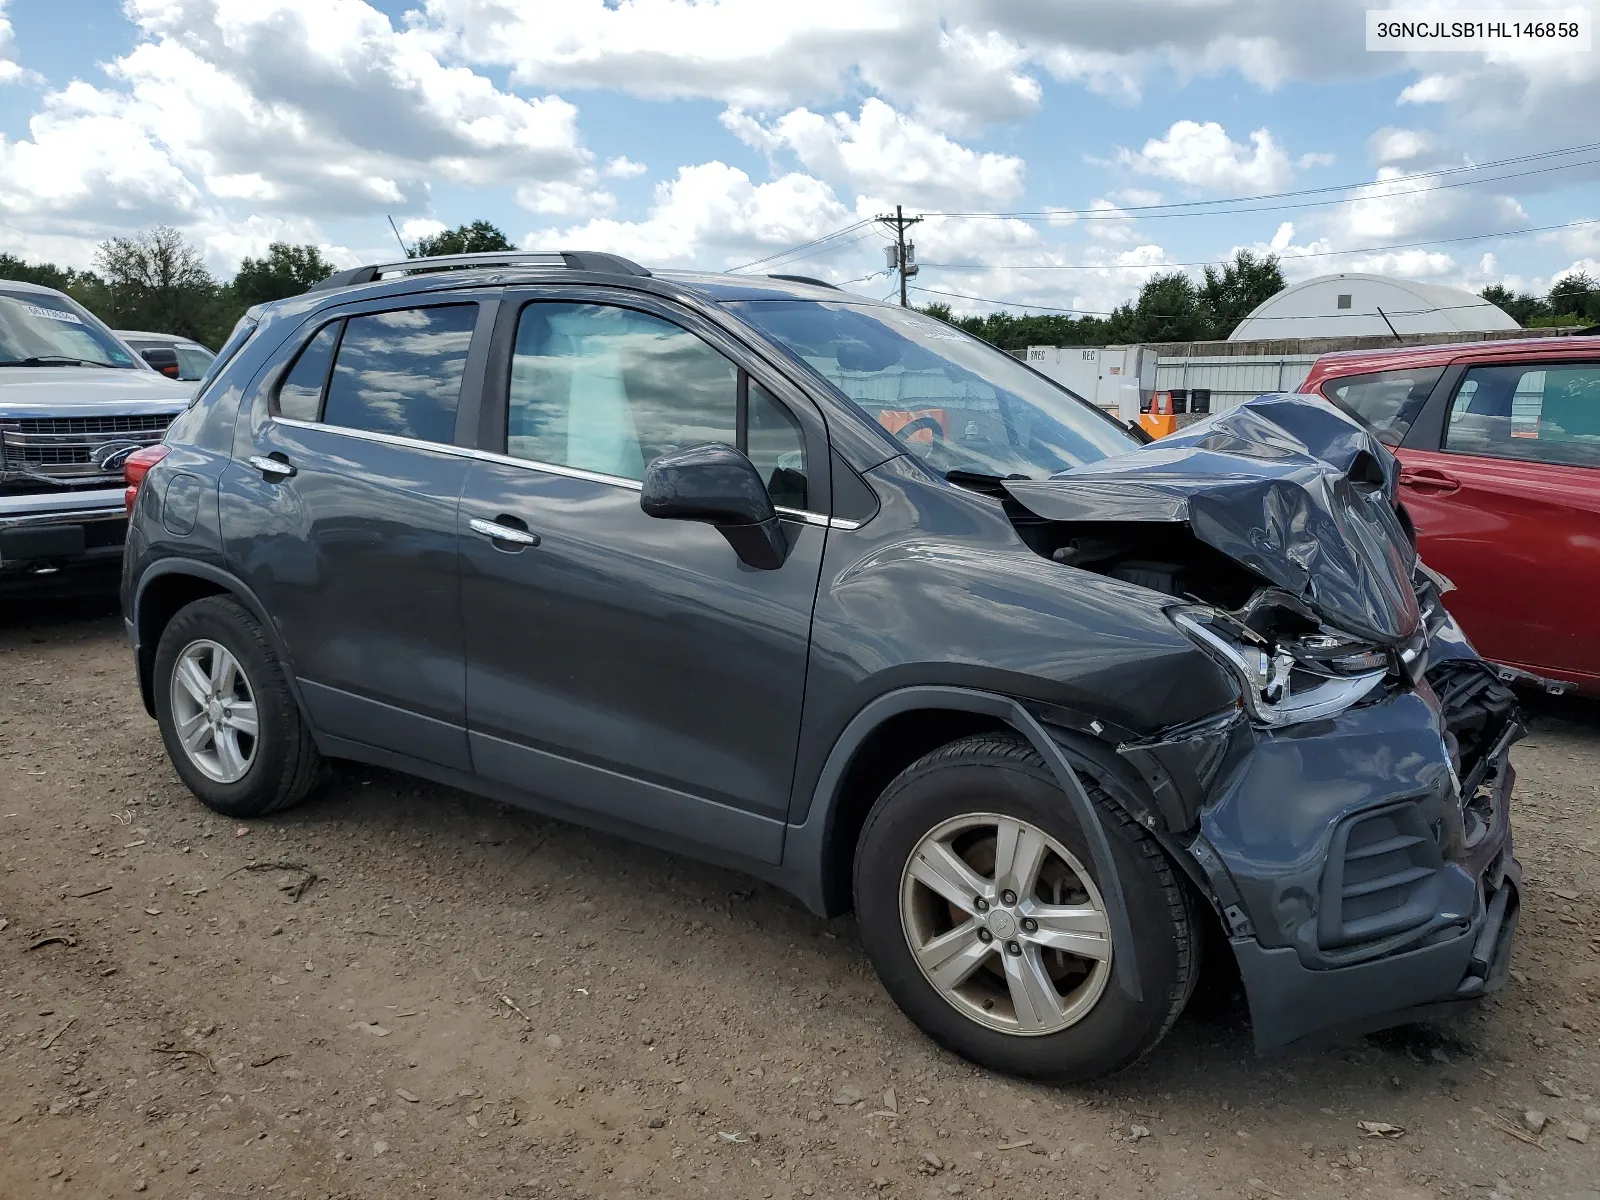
xmin=1397 ymin=358 xmax=1600 ymax=691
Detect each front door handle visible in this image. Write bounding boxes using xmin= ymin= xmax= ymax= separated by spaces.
xmin=247 ymin=454 xmax=295 ymax=480
xmin=1399 ymin=467 xmax=1461 ymax=495
xmin=469 ymin=516 xmax=541 ymax=548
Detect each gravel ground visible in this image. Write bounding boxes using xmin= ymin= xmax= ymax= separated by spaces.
xmin=0 ymin=596 xmax=1597 ymax=1200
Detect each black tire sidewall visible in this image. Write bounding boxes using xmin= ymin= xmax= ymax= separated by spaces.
xmin=854 ymin=745 xmax=1189 ymax=1081
xmin=152 ymin=598 xmax=297 ymax=819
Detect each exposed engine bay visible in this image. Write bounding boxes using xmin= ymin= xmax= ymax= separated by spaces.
xmin=991 ymin=393 xmax=1522 ymax=780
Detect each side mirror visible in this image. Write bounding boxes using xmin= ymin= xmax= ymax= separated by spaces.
xmin=139 ymin=347 xmax=181 ymax=379
xmin=641 ymin=442 xmax=789 ymax=570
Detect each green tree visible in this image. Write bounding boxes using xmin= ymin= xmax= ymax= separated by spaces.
xmin=93 ymin=226 xmax=221 ymax=343
xmin=0 ymin=253 xmax=75 ymax=291
xmin=1480 ymin=284 xmax=1548 ymax=327
xmin=232 ymin=242 xmax=334 ymax=308
xmin=413 ymin=220 xmax=515 ymax=257
xmin=1548 ymin=270 xmax=1599 ymax=322
xmin=1108 ymin=271 xmax=1208 ymax=343
xmin=1198 ymin=250 xmax=1285 ymax=339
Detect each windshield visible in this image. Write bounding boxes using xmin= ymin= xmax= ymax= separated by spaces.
xmin=729 ymin=299 xmax=1138 ymax=480
xmin=0 ymin=290 xmax=140 ymax=368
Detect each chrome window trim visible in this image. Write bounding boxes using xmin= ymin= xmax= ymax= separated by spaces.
xmin=268 ymin=417 xmax=862 ymax=528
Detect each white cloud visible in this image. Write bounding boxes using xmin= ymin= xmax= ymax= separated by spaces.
xmin=0 ymin=0 xmax=605 ymax=261
xmin=107 ymin=0 xmax=596 ymax=213
xmin=0 ymin=83 xmax=203 ymax=224
xmin=602 ymin=156 xmax=648 ymax=180
xmin=0 ymin=0 xmax=26 ymax=85
xmin=1398 ymin=74 xmax=1466 ymax=106
xmin=1119 ymin=121 xmax=1296 ymax=192
xmin=516 ymin=178 xmax=616 ymax=218
xmin=1320 ymin=168 xmax=1528 ymax=246
xmin=423 ymin=0 xmax=1043 ymax=130
xmin=1369 ymin=127 xmax=1432 ymax=166
xmin=524 ymin=162 xmax=852 ymax=270
xmin=721 ymin=98 xmax=1024 ymax=212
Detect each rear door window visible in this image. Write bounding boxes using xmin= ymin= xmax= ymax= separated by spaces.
xmin=1443 ymin=362 xmax=1600 ymax=468
xmin=318 ymin=304 xmax=477 ymax=444
xmin=1321 ymin=365 xmax=1444 ymax=438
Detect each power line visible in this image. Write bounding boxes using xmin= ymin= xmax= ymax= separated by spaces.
xmin=727 ymin=219 xmax=874 ymax=273
xmin=913 ymin=216 xmax=1600 ymax=272
xmin=728 ymin=139 xmax=1600 ymax=291
xmin=924 ymin=139 xmax=1600 ymax=222
xmin=923 ymin=154 xmax=1600 ymax=225
xmin=908 ymin=283 xmax=1544 ymax=321
xmin=764 ymin=226 xmax=889 ymax=270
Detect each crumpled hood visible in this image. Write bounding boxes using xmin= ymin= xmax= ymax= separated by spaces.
xmin=1004 ymin=393 xmax=1422 ymax=645
xmin=0 ymin=365 xmax=193 ymax=416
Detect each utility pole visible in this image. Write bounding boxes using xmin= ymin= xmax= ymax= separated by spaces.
xmin=878 ymin=205 xmax=922 ymax=306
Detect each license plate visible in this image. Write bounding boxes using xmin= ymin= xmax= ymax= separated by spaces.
xmin=0 ymin=524 xmax=87 ymax=563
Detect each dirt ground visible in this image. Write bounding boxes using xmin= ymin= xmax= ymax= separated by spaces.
xmin=0 ymin=596 xmax=1597 ymax=1200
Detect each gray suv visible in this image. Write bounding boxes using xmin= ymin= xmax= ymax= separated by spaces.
xmin=122 ymin=251 xmax=1523 ymax=1080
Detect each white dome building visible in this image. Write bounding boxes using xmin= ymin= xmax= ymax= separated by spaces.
xmin=1229 ymin=273 xmax=1519 ymax=341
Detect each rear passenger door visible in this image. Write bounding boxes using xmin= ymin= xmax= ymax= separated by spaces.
xmin=223 ymin=294 xmax=498 ymax=770
xmin=1398 ymin=358 xmax=1600 ymax=687
xmin=456 ymin=290 xmax=829 ymax=862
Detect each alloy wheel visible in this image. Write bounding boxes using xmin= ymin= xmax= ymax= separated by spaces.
xmin=899 ymin=812 xmax=1113 ymax=1035
xmin=169 ymin=638 xmax=259 ymax=784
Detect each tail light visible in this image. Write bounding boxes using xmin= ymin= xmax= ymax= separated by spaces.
xmin=124 ymin=445 xmax=170 ymax=514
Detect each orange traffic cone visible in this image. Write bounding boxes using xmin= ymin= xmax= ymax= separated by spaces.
xmin=1139 ymin=392 xmax=1178 ymax=438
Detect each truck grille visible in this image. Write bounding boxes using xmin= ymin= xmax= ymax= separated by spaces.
xmin=0 ymin=414 xmax=174 ymax=487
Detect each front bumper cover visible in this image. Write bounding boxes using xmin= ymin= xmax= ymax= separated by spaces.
xmin=1140 ymin=652 xmax=1521 ymax=1052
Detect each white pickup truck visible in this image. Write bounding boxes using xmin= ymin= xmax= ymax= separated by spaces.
xmin=1 ymin=280 xmax=192 ymax=593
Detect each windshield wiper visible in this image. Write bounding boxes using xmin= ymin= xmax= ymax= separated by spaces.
xmin=0 ymin=355 xmax=115 ymax=368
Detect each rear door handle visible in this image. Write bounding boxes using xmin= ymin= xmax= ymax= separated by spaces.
xmin=469 ymin=516 xmax=540 ymax=548
xmin=1399 ymin=467 xmax=1460 ymax=495
xmin=247 ymin=454 xmax=295 ymax=480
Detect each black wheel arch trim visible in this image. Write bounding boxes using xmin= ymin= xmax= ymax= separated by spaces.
xmin=132 ymin=559 xmax=307 ymax=721
xmin=783 ymin=685 xmax=1144 ymax=1003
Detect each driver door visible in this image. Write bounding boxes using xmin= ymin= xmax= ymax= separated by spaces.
xmin=457 ymin=291 xmax=833 ymax=861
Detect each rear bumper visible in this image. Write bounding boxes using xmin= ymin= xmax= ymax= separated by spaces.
xmin=0 ymin=502 xmax=127 ymax=591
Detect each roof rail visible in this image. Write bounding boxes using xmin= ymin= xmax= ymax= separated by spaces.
xmin=767 ymin=274 xmax=840 ymax=290
xmin=308 ymin=250 xmax=651 ymax=293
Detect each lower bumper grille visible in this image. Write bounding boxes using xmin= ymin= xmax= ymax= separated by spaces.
xmin=1319 ymin=804 xmax=1447 ymax=950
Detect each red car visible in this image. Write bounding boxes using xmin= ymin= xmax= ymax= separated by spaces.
xmin=1300 ymin=336 xmax=1600 ymax=695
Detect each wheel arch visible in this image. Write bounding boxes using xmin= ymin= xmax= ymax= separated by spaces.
xmin=781 ymin=685 xmax=1150 ymax=1002
xmin=133 ymin=561 xmax=304 ymax=720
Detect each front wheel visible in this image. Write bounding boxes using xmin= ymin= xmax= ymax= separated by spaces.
xmin=853 ymin=733 xmax=1200 ymax=1081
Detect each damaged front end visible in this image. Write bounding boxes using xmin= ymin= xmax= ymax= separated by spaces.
xmin=1004 ymin=394 xmax=1524 ymax=1050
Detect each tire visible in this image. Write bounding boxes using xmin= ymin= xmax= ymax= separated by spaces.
xmin=853 ymin=732 xmax=1199 ymax=1081
xmin=152 ymin=595 xmax=321 ymax=818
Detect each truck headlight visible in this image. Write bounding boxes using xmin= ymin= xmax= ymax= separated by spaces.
xmin=1170 ymin=606 xmax=1388 ymax=728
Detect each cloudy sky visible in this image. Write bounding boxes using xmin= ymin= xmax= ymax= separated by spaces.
xmin=1 ymin=0 xmax=1597 ymax=315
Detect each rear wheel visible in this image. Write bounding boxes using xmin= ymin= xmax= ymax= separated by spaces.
xmin=853 ymin=733 xmax=1199 ymax=1081
xmin=153 ymin=595 xmax=321 ymax=818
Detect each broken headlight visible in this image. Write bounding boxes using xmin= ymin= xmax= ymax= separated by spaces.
xmin=1170 ymin=606 xmax=1389 ymax=728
